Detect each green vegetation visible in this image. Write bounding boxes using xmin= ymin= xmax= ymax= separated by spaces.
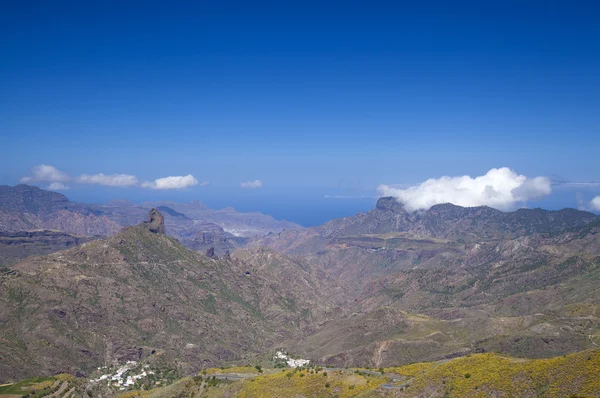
xmin=203 ymin=366 xmax=261 ymax=375
xmin=6 ymin=285 xmax=31 ymax=304
xmin=557 ymin=256 xmax=579 ymax=270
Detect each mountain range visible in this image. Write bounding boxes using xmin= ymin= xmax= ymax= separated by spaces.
xmin=0 ymin=185 xmax=301 ymax=264
xmin=255 ymin=197 xmax=600 ymax=366
xmin=1 ymin=185 xmax=600 ymax=392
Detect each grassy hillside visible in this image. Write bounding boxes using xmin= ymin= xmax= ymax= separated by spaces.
xmin=0 ymin=374 xmax=80 ymax=398
xmin=117 ymin=367 xmax=387 ymax=398
xmin=226 ymin=368 xmax=386 ymax=398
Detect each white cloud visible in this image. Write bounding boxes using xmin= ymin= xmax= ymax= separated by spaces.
xmin=378 ymin=167 xmax=552 ymax=212
xmin=591 ymin=196 xmax=600 ymax=211
xmin=141 ymin=174 xmax=202 ymax=190
xmin=20 ymin=165 xmax=206 ymax=190
xmin=241 ymin=180 xmax=263 ymax=189
xmin=47 ymin=182 xmax=69 ymax=191
xmin=20 ymin=165 xmax=71 ymax=183
xmin=76 ymin=173 xmax=138 ymax=187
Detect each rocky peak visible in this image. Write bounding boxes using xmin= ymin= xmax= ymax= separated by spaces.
xmin=205 ymin=247 xmax=216 ymax=258
xmin=144 ymin=208 xmax=166 ymax=234
xmin=375 ymin=196 xmax=407 ymax=213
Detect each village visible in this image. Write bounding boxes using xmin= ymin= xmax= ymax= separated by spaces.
xmin=90 ymin=361 xmax=154 ymax=391
xmin=273 ymin=351 xmax=311 ymax=368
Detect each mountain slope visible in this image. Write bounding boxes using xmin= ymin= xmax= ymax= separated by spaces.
xmin=0 ymin=230 xmax=91 ymax=268
xmin=253 ymin=198 xmax=600 ymax=367
xmin=0 ymin=210 xmax=334 ymax=383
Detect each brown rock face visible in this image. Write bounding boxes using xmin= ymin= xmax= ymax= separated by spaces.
xmin=205 ymin=247 xmax=216 ymax=258
xmin=145 ymin=208 xmax=166 ymax=234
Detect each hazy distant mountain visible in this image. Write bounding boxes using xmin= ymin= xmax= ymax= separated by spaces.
xmin=0 ymin=185 xmax=121 ymax=236
xmin=138 ymin=200 xmax=302 ymax=238
xmin=0 ymin=185 xmax=302 ymax=258
xmin=92 ymin=198 xmax=302 ymax=254
xmin=255 ymin=196 xmax=599 ymax=254
xmin=328 ymin=197 xmax=599 ymax=239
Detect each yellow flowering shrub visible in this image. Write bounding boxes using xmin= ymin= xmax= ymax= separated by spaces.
xmin=385 ymin=362 xmax=436 ymax=377
xmin=404 ymin=348 xmax=600 ymax=397
xmin=120 ymin=390 xmax=152 ymax=398
xmin=234 ymin=368 xmax=386 ymax=398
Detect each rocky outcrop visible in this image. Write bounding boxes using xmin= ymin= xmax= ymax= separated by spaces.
xmin=205 ymin=247 xmax=216 ymax=258
xmin=144 ymin=208 xmax=166 ymax=234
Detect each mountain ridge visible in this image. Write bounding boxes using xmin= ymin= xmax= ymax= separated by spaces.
xmin=254 ymin=197 xmax=599 ymax=254
xmin=0 ymin=185 xmax=303 ymax=257
xmin=0 ymin=209 xmax=337 ymax=382
xmin=250 ymin=196 xmax=600 ymax=368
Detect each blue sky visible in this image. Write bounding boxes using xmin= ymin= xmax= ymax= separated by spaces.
xmin=1 ymin=1 xmax=600 ymax=224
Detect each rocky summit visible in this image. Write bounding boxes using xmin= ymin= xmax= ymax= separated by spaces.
xmin=144 ymin=208 xmax=166 ymax=234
